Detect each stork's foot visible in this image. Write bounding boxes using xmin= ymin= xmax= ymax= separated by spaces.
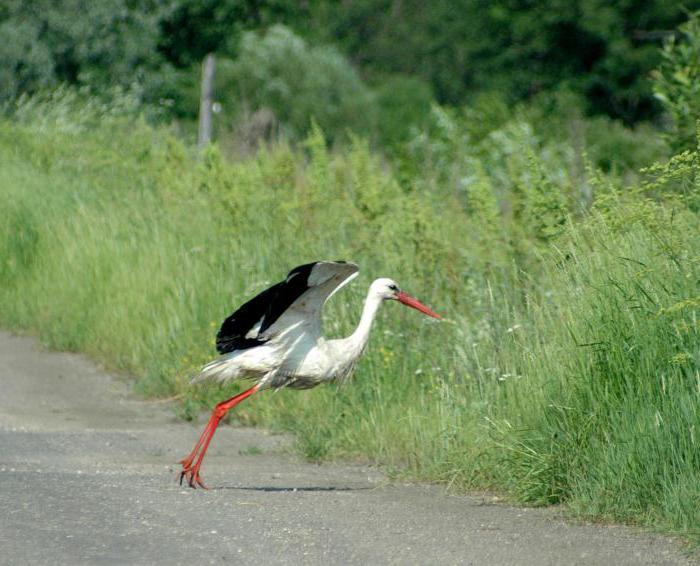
xmin=178 ymin=459 xmax=210 ymax=490
xmin=176 ymin=385 xmax=261 ymax=490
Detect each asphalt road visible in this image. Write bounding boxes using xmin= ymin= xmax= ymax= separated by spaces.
xmin=0 ymin=330 xmax=695 ymax=565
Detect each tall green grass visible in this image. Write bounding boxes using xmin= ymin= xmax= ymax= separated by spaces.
xmin=0 ymin=94 xmax=698 ymax=542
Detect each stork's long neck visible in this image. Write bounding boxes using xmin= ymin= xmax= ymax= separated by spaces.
xmin=345 ymin=288 xmax=383 ymax=357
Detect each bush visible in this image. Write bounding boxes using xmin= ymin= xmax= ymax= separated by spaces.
xmin=218 ymin=25 xmax=376 ymax=143
xmin=0 ymin=0 xmax=164 ymax=104
xmin=652 ymin=11 xmax=700 ymax=153
xmin=374 ymin=75 xmax=434 ymax=147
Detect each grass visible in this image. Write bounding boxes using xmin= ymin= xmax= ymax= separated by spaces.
xmin=0 ymin=94 xmax=698 ymax=543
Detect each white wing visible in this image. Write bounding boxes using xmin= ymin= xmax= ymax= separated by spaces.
xmin=260 ymin=261 xmax=359 ymax=343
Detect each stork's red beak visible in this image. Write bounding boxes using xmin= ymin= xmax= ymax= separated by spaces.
xmin=397 ymin=291 xmax=441 ymax=319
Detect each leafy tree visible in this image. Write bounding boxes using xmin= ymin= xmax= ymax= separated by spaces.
xmin=3 ymin=0 xmax=698 ymax=130
xmin=652 ymin=11 xmax=700 ymax=152
xmin=374 ymin=75 xmax=433 ymax=146
xmin=305 ymin=0 xmax=700 ymax=123
xmin=0 ymin=0 xmax=164 ymax=103
xmin=218 ymin=25 xmax=375 ymax=141
xmin=157 ymin=0 xmax=303 ymax=68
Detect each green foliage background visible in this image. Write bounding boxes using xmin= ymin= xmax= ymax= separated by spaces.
xmin=3 ymin=0 xmax=700 ymax=134
xmin=2 ymin=0 xmax=700 ymax=547
xmin=1 ymin=86 xmax=699 ymax=541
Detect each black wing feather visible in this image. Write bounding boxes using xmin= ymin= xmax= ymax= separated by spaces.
xmin=215 ymin=262 xmax=317 ymax=354
xmin=215 ymin=283 xmax=282 ymax=353
xmin=258 ymin=262 xmax=316 ymax=334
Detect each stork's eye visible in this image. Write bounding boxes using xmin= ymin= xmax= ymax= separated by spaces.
xmin=388 ymin=284 xmax=398 ymax=291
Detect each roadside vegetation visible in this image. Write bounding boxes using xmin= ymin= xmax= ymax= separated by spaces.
xmin=1 ymin=2 xmax=699 ymax=546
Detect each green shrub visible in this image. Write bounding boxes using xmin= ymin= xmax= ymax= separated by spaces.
xmin=0 ymin=0 xmax=163 ymax=104
xmin=218 ymin=25 xmax=375 ymax=143
xmin=652 ymin=11 xmax=700 ymax=153
xmin=374 ymin=75 xmax=434 ymax=146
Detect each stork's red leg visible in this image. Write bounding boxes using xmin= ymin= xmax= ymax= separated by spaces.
xmin=179 ymin=414 xmax=217 ymax=476
xmin=179 ymin=384 xmax=260 ymax=489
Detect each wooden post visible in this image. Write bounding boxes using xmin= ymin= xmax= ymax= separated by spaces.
xmin=197 ymin=53 xmax=216 ymax=149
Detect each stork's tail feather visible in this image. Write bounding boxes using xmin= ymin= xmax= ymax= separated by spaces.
xmin=190 ymin=356 xmax=240 ymax=384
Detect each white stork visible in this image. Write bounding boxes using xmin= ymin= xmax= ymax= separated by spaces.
xmin=179 ymin=261 xmax=440 ymax=488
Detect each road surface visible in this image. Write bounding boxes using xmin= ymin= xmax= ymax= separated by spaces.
xmin=0 ymin=331 xmax=695 ymax=565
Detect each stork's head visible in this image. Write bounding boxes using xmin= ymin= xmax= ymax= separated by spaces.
xmin=371 ymin=278 xmax=441 ymax=319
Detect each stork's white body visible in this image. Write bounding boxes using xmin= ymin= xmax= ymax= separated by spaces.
xmin=195 ymin=268 xmax=386 ymax=390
